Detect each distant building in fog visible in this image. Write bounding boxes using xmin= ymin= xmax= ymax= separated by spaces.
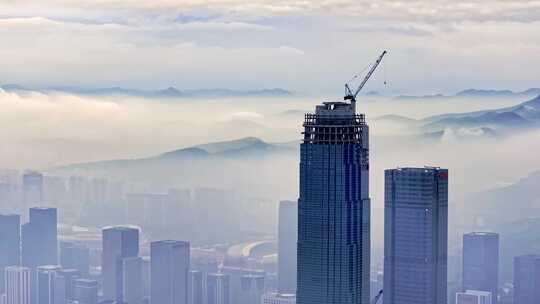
xmin=36 ymin=265 xmax=62 ymax=304
xmin=220 ymin=266 xmax=265 ymax=304
xmin=207 ymin=273 xmax=230 ymax=304
xmin=514 ymin=254 xmax=540 ymax=304
xmin=150 ymin=240 xmax=190 ymax=304
xmin=384 ymin=167 xmax=449 ymax=304
xmin=141 ymin=257 xmax=151 ymax=303
xmin=456 ymin=290 xmax=492 ymax=304
xmin=239 ymin=274 xmax=264 ymax=304
xmin=463 ymin=232 xmax=499 ymax=304
xmin=262 ymin=293 xmax=296 ymax=304
xmin=55 ymin=269 xmax=80 ymax=303
xmin=74 ymin=279 xmax=98 ymax=304
xmin=187 ymin=270 xmax=203 ymax=304
xmin=59 ymin=242 xmax=90 ymax=278
xmin=101 ymin=226 xmax=139 ymax=303
xmin=5 ymin=266 xmax=31 ymax=304
xmin=0 ymin=214 xmax=21 ymax=294
xmin=122 ymin=257 xmax=143 ymax=304
xmin=22 ymin=172 xmax=43 ymax=212
xmin=278 ymin=200 xmax=297 ymax=295
xmin=21 ymin=208 xmax=58 ymax=269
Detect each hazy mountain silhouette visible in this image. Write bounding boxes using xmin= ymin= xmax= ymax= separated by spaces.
xmin=0 ymin=84 xmax=292 ymax=98
xmin=394 ymin=88 xmax=540 ymax=100
xmin=377 ymin=95 xmax=540 ymax=137
xmin=54 ymin=137 xmax=295 ymax=173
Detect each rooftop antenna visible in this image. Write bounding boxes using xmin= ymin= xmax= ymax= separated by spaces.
xmin=344 ymin=50 xmax=387 ymax=113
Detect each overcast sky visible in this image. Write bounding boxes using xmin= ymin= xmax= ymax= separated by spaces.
xmin=1 ymin=1 xmax=539 ymax=95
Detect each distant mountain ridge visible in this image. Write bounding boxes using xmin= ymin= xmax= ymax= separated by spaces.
xmin=54 ymin=137 xmax=295 ymax=173
xmin=394 ymin=88 xmax=540 ymax=100
xmin=0 ymin=84 xmax=292 ymax=98
xmin=375 ymin=94 xmax=540 ymax=139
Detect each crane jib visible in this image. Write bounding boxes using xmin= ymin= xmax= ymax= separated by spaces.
xmin=344 ymin=50 xmax=387 ymax=112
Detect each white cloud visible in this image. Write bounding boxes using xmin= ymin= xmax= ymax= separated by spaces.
xmin=0 ymin=1 xmax=539 ymax=94
xmin=2 ymin=1 xmax=540 ymax=23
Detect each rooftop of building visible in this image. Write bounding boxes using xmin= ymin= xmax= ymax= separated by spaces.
xmin=30 ymin=207 xmax=56 ymax=211
xmin=207 ymin=272 xmax=229 ymax=277
xmin=516 ymin=254 xmax=540 ymax=259
xmin=265 ymin=293 xmax=296 ymax=299
xmin=152 ymin=240 xmax=189 ymax=246
xmin=303 ymin=101 xmax=367 ymax=144
xmin=465 ymin=232 xmax=499 ymax=236
xmin=4 ymin=266 xmax=30 ymax=271
xmin=392 ymin=166 xmax=446 ymax=172
xmin=37 ymin=265 xmax=62 ymax=271
xmin=76 ymin=278 xmax=98 ymax=284
xmin=102 ymin=225 xmax=140 ymax=231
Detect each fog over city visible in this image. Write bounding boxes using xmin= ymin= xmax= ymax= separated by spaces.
xmin=3 ymin=87 xmax=540 ymax=279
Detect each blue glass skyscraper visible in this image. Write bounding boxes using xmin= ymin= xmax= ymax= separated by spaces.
xmin=383 ymin=167 xmax=448 ymax=304
xmin=297 ymin=101 xmax=371 ymax=304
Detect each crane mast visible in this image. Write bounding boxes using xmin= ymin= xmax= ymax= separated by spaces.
xmin=344 ymin=50 xmax=387 ymax=112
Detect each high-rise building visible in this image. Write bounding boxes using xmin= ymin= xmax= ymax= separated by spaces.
xmin=36 ymin=265 xmax=62 ymax=304
xmin=239 ymin=274 xmax=264 ymax=304
xmin=297 ymin=101 xmax=371 ymax=304
xmin=383 ymin=167 xmax=449 ymax=304
xmin=187 ymin=270 xmax=203 ymax=304
xmin=0 ymin=214 xmax=20 ymax=294
xmin=21 ymin=208 xmax=58 ymax=304
xmin=513 ymin=254 xmax=540 ymax=304
xmin=101 ymin=226 xmax=139 ymax=302
xmin=206 ymin=273 xmax=230 ymax=304
xmin=262 ymin=293 xmax=296 ymax=304
xmin=22 ymin=172 xmax=43 ymax=213
xmin=141 ymin=257 xmax=151 ymax=303
xmin=52 ymin=274 xmax=66 ymax=304
xmin=463 ymin=232 xmax=499 ymax=304
xmin=456 ymin=290 xmax=492 ymax=304
xmin=59 ymin=242 xmax=90 ymax=278
xmin=74 ymin=279 xmax=98 ymax=304
xmin=21 ymin=208 xmax=58 ymax=269
xmin=5 ymin=266 xmax=31 ymax=304
xmin=219 ymin=266 xmax=265 ymax=304
xmin=150 ymin=240 xmax=189 ymax=304
xmin=277 ymin=201 xmax=297 ymax=295
xmin=55 ymin=269 xmax=80 ymax=302
xmin=122 ymin=257 xmax=142 ymax=304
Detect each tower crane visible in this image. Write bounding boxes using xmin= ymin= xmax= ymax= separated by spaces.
xmin=371 ymin=289 xmax=383 ymax=304
xmin=344 ymin=50 xmax=387 ymax=112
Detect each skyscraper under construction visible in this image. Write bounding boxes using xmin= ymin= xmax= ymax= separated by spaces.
xmin=297 ymin=100 xmax=371 ymax=304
